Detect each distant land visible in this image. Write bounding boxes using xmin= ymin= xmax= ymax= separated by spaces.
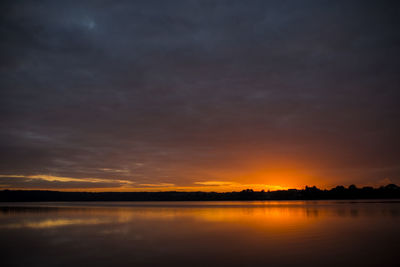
xmin=1 ymin=184 xmax=399 ymax=201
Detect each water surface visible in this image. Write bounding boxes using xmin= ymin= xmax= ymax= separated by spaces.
xmin=1 ymin=201 xmax=399 ymax=266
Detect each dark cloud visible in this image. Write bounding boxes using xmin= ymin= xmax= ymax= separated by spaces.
xmin=0 ymin=176 xmax=130 ymax=189
xmin=1 ymin=0 xmax=400 ymax=189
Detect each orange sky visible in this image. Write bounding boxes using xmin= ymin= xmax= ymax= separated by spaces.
xmin=1 ymin=0 xmax=399 ymax=192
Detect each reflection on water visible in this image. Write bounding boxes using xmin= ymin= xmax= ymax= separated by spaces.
xmin=0 ymin=201 xmax=399 ymax=267
xmin=1 ymin=218 xmax=107 ymax=229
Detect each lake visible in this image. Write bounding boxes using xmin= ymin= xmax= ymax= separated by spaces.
xmin=0 ymin=201 xmax=399 ymax=267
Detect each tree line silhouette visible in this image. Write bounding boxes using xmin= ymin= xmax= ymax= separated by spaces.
xmin=0 ymin=184 xmax=399 ymax=201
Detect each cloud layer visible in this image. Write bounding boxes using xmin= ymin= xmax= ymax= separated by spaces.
xmin=1 ymin=0 xmax=400 ymax=190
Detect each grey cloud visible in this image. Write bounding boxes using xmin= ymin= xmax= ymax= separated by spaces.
xmin=1 ymin=0 xmax=400 ymax=188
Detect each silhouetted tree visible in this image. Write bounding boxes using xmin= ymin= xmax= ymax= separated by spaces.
xmin=0 ymin=184 xmax=399 ymax=201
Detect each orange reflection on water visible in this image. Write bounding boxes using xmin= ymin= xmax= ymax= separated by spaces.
xmin=1 ymin=201 xmax=390 ymax=230
xmin=0 ymin=201 xmax=399 ymax=267
xmin=2 ymin=218 xmax=106 ymax=229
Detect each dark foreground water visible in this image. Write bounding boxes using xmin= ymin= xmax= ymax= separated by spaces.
xmin=0 ymin=201 xmax=399 ymax=267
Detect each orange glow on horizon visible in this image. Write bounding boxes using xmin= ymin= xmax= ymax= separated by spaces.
xmin=0 ymin=156 xmax=382 ymax=192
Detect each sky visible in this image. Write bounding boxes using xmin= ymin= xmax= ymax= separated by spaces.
xmin=1 ymin=0 xmax=399 ymax=192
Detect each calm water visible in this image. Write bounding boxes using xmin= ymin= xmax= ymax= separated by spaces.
xmin=0 ymin=201 xmax=399 ymax=267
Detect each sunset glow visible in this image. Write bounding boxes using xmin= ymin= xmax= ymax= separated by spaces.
xmin=1 ymin=2 xmax=399 ymax=267
xmin=0 ymin=0 xmax=399 ymax=192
